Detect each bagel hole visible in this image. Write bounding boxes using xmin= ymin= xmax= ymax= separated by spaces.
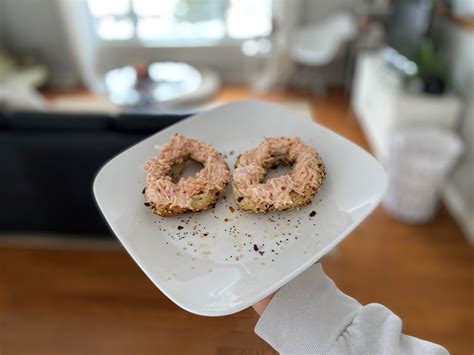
xmin=172 ymin=159 xmax=204 ymax=182
xmin=262 ymin=162 xmax=293 ymax=182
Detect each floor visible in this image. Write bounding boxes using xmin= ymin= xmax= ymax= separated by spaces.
xmin=1 ymin=87 xmax=473 ymax=355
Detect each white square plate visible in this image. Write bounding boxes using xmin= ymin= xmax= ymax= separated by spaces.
xmin=93 ymin=100 xmax=387 ymax=316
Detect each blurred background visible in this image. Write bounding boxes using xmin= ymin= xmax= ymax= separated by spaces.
xmin=0 ymin=0 xmax=473 ymax=354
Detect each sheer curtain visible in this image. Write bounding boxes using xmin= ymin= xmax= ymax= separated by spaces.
xmin=269 ymin=0 xmax=303 ymax=87
xmin=57 ymin=0 xmax=103 ymax=91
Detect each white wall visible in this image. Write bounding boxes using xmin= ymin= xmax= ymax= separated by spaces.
xmin=435 ymin=17 xmax=474 ymax=242
xmin=0 ymin=0 xmax=5 ymax=48
xmin=1 ymin=0 xmax=80 ymax=87
xmin=57 ymin=0 xmax=100 ymax=90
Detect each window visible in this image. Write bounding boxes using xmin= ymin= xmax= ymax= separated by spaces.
xmin=87 ymin=0 xmax=272 ymax=44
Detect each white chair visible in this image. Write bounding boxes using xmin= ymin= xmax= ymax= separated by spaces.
xmin=290 ymin=12 xmax=358 ymax=95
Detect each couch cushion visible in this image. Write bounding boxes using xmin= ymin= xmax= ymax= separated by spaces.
xmin=4 ymin=112 xmax=113 ymax=131
xmin=113 ymin=113 xmax=190 ymax=133
xmin=0 ymin=111 xmax=7 ymax=129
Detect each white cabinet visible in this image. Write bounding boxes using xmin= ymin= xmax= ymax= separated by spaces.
xmin=351 ymin=51 xmax=463 ymax=161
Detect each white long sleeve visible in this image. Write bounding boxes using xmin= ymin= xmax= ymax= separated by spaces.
xmin=255 ymin=264 xmax=448 ymax=355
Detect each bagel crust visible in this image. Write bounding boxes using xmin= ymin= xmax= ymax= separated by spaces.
xmin=144 ymin=134 xmax=229 ymax=216
xmin=232 ymin=137 xmax=325 ymax=212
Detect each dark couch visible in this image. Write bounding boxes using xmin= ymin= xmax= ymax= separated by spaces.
xmin=0 ymin=111 xmax=189 ymax=236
